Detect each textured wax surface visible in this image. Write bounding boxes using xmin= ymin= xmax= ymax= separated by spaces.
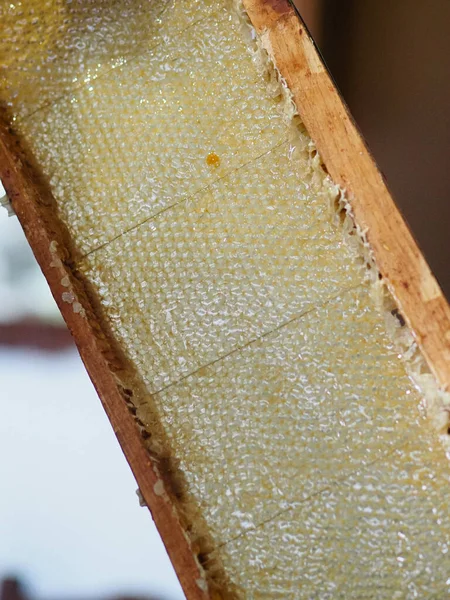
xmin=2 ymin=0 xmax=450 ymax=598
xmin=80 ymin=143 xmax=363 ymax=393
xmin=0 ymin=0 xmax=215 ymax=121
xmin=5 ymin=4 xmax=285 ymax=255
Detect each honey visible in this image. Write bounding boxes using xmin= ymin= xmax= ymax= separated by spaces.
xmin=206 ymin=152 xmax=221 ymax=167
xmin=1 ymin=0 xmax=450 ymax=597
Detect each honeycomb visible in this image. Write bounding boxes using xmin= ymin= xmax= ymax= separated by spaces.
xmin=2 ymin=0 xmax=450 ymax=598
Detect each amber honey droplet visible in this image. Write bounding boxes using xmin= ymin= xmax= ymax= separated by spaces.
xmin=206 ymin=152 xmax=220 ymax=167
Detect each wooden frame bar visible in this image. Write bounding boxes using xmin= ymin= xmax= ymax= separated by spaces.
xmin=1 ymin=1 xmax=449 ymax=597
xmin=242 ymin=0 xmax=450 ymax=391
xmin=0 ymin=120 xmax=208 ymax=600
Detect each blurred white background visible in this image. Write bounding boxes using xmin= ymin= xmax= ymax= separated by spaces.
xmin=0 ymin=189 xmax=184 ymax=600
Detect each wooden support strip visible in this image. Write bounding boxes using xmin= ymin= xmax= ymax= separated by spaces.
xmin=1 ymin=2 xmax=449 ymax=597
xmin=0 ymin=120 xmax=209 ymax=600
xmin=243 ymin=0 xmax=450 ymax=390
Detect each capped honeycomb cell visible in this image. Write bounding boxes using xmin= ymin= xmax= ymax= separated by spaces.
xmin=1 ymin=0 xmax=450 ymax=597
xmin=79 ymin=143 xmax=364 ymax=393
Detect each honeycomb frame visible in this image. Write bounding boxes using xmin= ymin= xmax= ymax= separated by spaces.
xmin=1 ymin=0 xmax=450 ymax=598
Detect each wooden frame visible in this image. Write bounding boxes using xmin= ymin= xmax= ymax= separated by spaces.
xmin=1 ymin=0 xmax=449 ymax=597
xmin=0 ymin=120 xmax=208 ymax=600
xmin=242 ymin=0 xmax=450 ymax=391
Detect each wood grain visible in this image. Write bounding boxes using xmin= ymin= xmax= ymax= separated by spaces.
xmin=1 ymin=2 xmax=450 ymax=598
xmin=0 ymin=119 xmax=209 ymax=600
xmin=243 ymin=0 xmax=450 ymax=391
